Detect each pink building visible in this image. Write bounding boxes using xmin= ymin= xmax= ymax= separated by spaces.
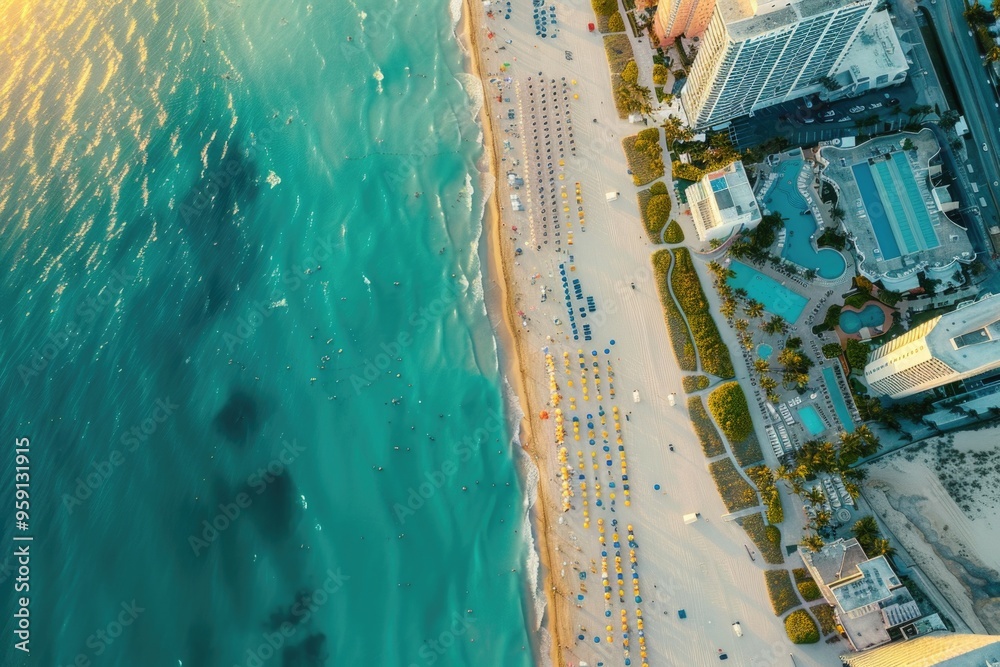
xmin=654 ymin=0 xmax=718 ymax=43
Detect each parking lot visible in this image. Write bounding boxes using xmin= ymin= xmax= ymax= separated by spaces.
xmin=729 ymin=77 xmax=921 ymax=150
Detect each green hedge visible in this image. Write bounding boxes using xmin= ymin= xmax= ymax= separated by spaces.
xmin=607 ymin=11 xmax=625 ymax=32
xmin=623 ymin=128 xmax=664 ymax=186
xmin=603 ymin=33 xmax=635 ymax=74
xmin=652 ymin=251 xmax=697 ymax=371
xmin=765 ymin=569 xmax=801 ymax=616
xmin=670 ymin=249 xmax=735 ymax=378
xmin=739 ymin=513 xmax=784 ymax=564
xmin=798 ymin=580 xmax=822 ymax=602
xmin=709 ymin=458 xmax=758 ymax=512
xmin=746 ymin=465 xmax=784 ymax=524
xmin=707 ymin=382 xmax=762 ymax=465
xmin=810 ymin=603 xmax=838 ymax=635
xmin=682 ymin=375 xmax=710 ymax=393
xmin=708 ymin=382 xmax=753 ymax=442
xmin=689 ymin=396 xmax=725 ymax=457
xmin=785 ymin=609 xmax=819 ymax=644
xmin=652 ymin=63 xmax=669 ymax=85
xmin=663 ymin=220 xmax=684 ymax=243
xmin=845 ymin=339 xmax=871 ymax=371
xmin=592 ymin=0 xmax=618 ymax=17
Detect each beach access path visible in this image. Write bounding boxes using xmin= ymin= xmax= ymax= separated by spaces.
xmin=467 ymin=0 xmax=847 ymax=664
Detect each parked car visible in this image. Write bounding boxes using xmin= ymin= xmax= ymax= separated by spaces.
xmin=823 ymin=110 xmax=836 ymax=117
xmin=803 ymin=117 xmax=815 ymax=123
xmin=732 ymin=622 xmax=743 ymax=637
xmin=868 ymin=102 xmax=883 ymax=110
xmin=888 ymin=98 xmax=899 ymax=105
xmin=850 ymin=105 xmax=865 ymax=113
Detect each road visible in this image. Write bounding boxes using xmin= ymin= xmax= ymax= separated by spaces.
xmin=923 ymin=0 xmax=1000 ymax=258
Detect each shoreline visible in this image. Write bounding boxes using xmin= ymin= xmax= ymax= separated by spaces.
xmin=457 ymin=2 xmax=568 ymax=666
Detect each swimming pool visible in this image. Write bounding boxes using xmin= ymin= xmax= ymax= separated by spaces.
xmin=838 ymin=304 xmax=886 ymax=334
xmin=822 ymin=366 xmax=856 ymax=433
xmin=797 ymin=405 xmax=825 ymax=436
xmin=852 ymin=153 xmax=940 ymax=262
xmin=764 ymin=159 xmax=846 ymax=280
xmin=727 ymin=260 xmax=809 ymax=323
xmin=757 ymin=344 xmax=773 ymax=360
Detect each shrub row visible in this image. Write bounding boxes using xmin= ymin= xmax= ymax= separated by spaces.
xmin=785 ymin=609 xmax=819 ymax=644
xmin=670 ymin=249 xmax=735 ymax=378
xmin=682 ymin=375 xmax=710 ymax=393
xmin=652 ymin=251 xmax=697 ymax=371
xmin=688 ymin=396 xmax=725 ymax=457
xmin=798 ymin=580 xmax=822 ymax=602
xmin=663 ymin=219 xmax=684 ymax=243
xmin=810 ymin=603 xmax=838 ymax=635
xmin=603 ymin=33 xmax=635 ymax=74
xmin=622 ymin=128 xmax=664 ymax=186
xmin=765 ymin=569 xmax=801 ymax=616
xmin=738 ymin=513 xmax=784 ymax=564
xmin=708 ymin=458 xmax=758 ymax=512
xmin=746 ymin=465 xmax=784 ymax=525
xmin=638 ymin=181 xmax=671 ymax=242
xmin=707 ymin=381 xmax=753 ymax=443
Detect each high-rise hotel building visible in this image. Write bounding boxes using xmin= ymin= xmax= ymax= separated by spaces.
xmin=680 ymin=0 xmax=876 ymax=129
xmin=864 ymin=293 xmax=1000 ymax=399
xmin=655 ymin=0 xmax=731 ymax=43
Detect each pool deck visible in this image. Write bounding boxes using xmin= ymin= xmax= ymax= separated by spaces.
xmin=816 ymin=129 xmax=976 ymax=288
xmin=756 ymin=151 xmax=849 ymax=282
xmin=834 ymin=299 xmax=897 ymax=343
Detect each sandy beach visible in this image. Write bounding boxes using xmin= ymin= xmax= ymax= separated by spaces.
xmin=462 ymin=1 xmax=847 ymax=665
xmin=863 ymin=426 xmax=1000 ymax=636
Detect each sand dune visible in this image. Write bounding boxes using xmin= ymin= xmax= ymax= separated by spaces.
xmin=863 ymin=426 xmax=1000 ymax=635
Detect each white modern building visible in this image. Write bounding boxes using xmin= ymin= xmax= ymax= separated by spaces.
xmin=686 ymin=160 xmax=762 ymax=241
xmin=681 ymin=0 xmax=879 ymax=129
xmin=864 ymin=293 xmax=1000 ymax=399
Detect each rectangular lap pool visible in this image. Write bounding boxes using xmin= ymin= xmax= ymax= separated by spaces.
xmin=852 ymin=153 xmax=940 ymax=262
xmin=726 ymin=260 xmax=809 ymax=323
xmin=797 ymin=405 xmax=825 ymax=436
xmin=823 ymin=366 xmax=856 ymax=433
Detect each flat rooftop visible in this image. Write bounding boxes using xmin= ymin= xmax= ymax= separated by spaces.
xmin=801 ymin=537 xmax=870 ymax=588
xmin=720 ymin=0 xmax=869 ymax=39
xmin=832 ymin=556 xmax=899 ymax=612
xmin=927 ymin=292 xmax=1000 ymax=373
xmin=818 ymin=129 xmax=975 ymax=285
xmin=706 ymin=161 xmax=761 ymax=223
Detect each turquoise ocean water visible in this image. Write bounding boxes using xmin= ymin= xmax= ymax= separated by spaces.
xmin=0 ymin=1 xmax=536 ymax=665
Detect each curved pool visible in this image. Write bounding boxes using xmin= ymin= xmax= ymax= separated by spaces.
xmin=839 ymin=304 xmax=886 ymax=334
xmin=765 ymin=160 xmax=847 ymax=280
xmin=757 ymin=344 xmax=773 ymax=360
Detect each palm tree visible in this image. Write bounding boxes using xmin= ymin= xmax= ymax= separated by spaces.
xmin=707 ymin=260 xmax=724 ymax=278
xmin=745 ymin=300 xmax=764 ymax=319
xmin=766 ymin=315 xmax=788 ymax=335
xmin=842 ymin=466 xmax=867 ymax=481
xmin=760 ymin=376 xmax=778 ymax=391
xmin=844 ymin=481 xmax=861 ymax=502
xmin=812 ymin=510 xmax=832 ymax=531
xmin=852 ymin=515 xmax=879 ymax=548
xmin=803 ymin=487 xmax=826 ymax=506
xmin=855 ymin=424 xmax=880 ymax=457
xmin=792 ymin=373 xmax=810 ymax=390
xmin=869 ymin=537 xmax=896 ymax=559
xmin=735 ymin=319 xmax=750 ymax=333
xmin=800 ymin=534 xmax=825 ymax=552
xmin=734 ymin=287 xmax=749 ymax=299
xmin=720 ymin=299 xmax=737 ymax=320
xmin=753 ymin=358 xmax=770 ymax=374
xmin=767 ymin=390 xmax=781 ymax=405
